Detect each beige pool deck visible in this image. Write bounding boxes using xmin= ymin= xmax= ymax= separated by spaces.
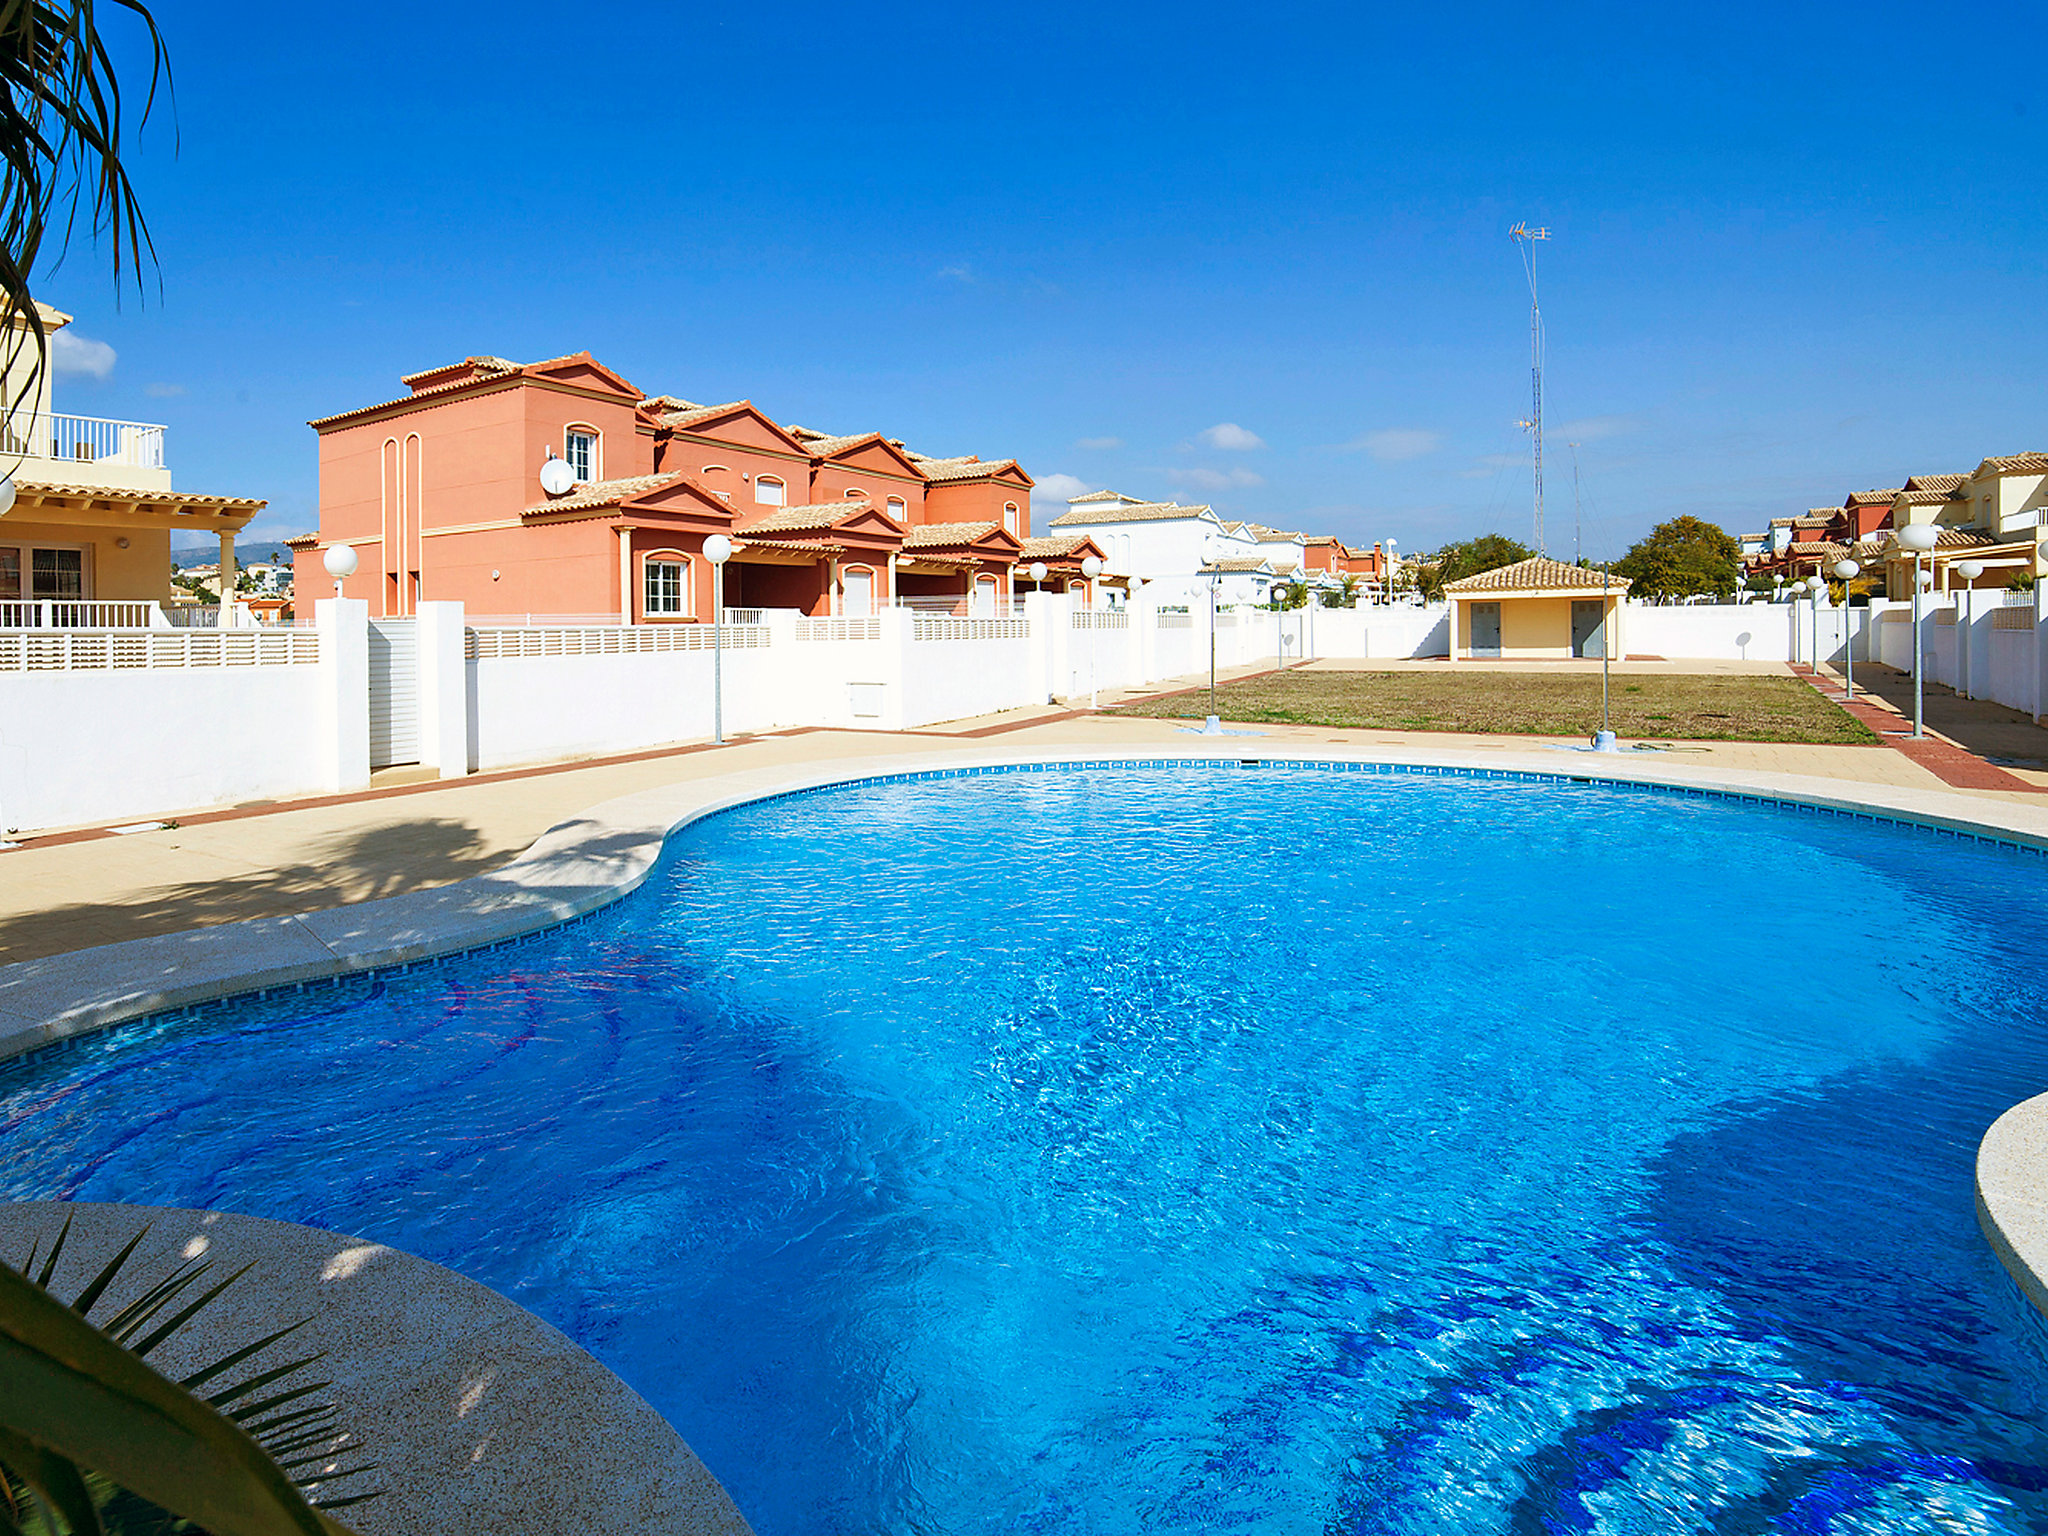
xmin=5 ymin=659 xmax=2046 ymax=969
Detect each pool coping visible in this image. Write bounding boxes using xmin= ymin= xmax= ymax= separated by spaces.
xmin=0 ymin=1201 xmax=754 ymax=1536
xmin=11 ymin=740 xmax=2048 ymax=1323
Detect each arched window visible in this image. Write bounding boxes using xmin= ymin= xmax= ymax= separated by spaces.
xmin=755 ymin=475 xmax=786 ymax=507
xmin=1003 ymin=502 xmax=1019 ymax=535
xmin=564 ymin=426 xmax=600 ymax=483
xmin=844 ymin=487 xmax=867 ymax=500
xmin=643 ymin=550 xmax=692 ymax=618
xmin=698 ymin=465 xmax=734 ymax=504
xmin=974 ymin=574 xmax=999 ymax=616
xmin=886 ymin=495 xmax=906 ymax=519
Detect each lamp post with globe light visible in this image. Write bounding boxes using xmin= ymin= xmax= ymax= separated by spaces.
xmin=703 ymin=534 xmax=733 ymax=744
xmin=1081 ymin=555 xmax=1105 ymax=707
xmin=323 ymin=544 xmax=358 ymax=600
xmin=1895 ymin=522 xmax=1940 ymax=738
xmin=1954 ymin=559 xmax=1986 ymax=698
xmin=1832 ymin=559 xmax=1860 ymax=699
xmin=1807 ymin=575 xmax=1828 ymax=674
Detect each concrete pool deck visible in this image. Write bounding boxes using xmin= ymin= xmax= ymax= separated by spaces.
xmin=5 ymin=673 xmax=2046 ymax=968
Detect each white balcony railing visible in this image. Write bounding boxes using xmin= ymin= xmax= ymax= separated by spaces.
xmin=1 ymin=412 xmax=167 ymax=470
xmin=1 ymin=599 xmax=167 ymax=628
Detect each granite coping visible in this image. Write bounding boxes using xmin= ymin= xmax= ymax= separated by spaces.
xmin=1977 ymin=1095 xmax=2048 ymax=1321
xmin=0 ymin=1201 xmax=754 ymax=1536
xmin=9 ymin=740 xmax=2048 ymax=1067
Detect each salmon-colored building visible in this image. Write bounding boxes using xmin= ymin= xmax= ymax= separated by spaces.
xmin=294 ymin=353 xmax=1041 ymax=621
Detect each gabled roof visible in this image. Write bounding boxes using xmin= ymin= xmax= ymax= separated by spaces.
xmin=1244 ymin=523 xmax=1305 ymax=541
xmin=519 ymin=471 xmax=687 ymax=517
xmin=1892 ymin=489 xmax=1952 ymax=507
xmin=1198 ymin=556 xmax=1276 ymax=574
xmin=786 ymin=425 xmax=928 ymax=477
xmin=901 ymin=521 xmax=1024 ymax=555
xmin=1443 ymin=557 xmax=1630 ymax=594
xmin=1979 ymin=452 xmax=2048 ymax=476
xmin=912 ymin=453 xmax=1033 ymax=487
xmin=1067 ymin=489 xmax=1125 ymax=503
xmin=734 ymin=500 xmax=896 ymax=536
xmin=1014 ymin=534 xmax=1101 ymax=560
xmin=1052 ymin=500 xmax=1216 ymax=527
xmin=314 ymin=351 xmax=643 ymax=431
xmin=1845 ymin=488 xmax=1903 ymax=507
xmin=643 ymin=398 xmax=813 ymax=457
xmin=1904 ymin=473 xmax=1968 ymax=494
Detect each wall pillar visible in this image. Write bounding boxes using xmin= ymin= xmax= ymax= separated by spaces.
xmin=315 ymin=597 xmax=370 ymax=795
xmin=414 ymin=600 xmax=470 ymax=779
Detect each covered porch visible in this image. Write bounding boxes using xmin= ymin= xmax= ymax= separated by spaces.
xmin=0 ymin=480 xmax=265 ymax=628
xmin=897 ymin=522 xmax=1024 ymax=614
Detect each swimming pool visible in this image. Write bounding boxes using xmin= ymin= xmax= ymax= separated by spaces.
xmin=7 ymin=762 xmax=2048 ymax=1534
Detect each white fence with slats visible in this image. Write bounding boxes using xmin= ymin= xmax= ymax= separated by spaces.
xmin=794 ymin=617 xmax=882 ymax=643
xmin=467 ymin=624 xmax=771 ymax=659
xmin=914 ymin=617 xmax=1029 ymax=642
xmin=0 ymin=628 xmax=317 ymax=670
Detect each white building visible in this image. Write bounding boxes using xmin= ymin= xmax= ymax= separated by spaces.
xmin=1049 ymin=491 xmax=1270 ymax=606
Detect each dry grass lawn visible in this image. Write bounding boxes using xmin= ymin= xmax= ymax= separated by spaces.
xmin=1110 ymin=667 xmax=1880 ymax=745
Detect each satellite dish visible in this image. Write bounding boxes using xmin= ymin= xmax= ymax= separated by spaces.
xmin=539 ymin=456 xmax=576 ymax=497
xmin=0 ymin=475 xmax=14 ymax=517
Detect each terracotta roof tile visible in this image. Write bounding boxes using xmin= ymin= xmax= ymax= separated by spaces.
xmin=1198 ymin=556 xmax=1277 ymax=574
xmin=521 ymin=472 xmax=682 ymax=516
xmin=657 ymin=400 xmax=748 ymax=431
xmin=15 ymin=478 xmax=267 ymax=512
xmin=736 ymin=501 xmax=873 ymax=535
xmin=1846 ymin=488 xmax=1903 ymax=506
xmin=1982 ymin=452 xmax=2048 ymax=475
xmin=1442 ymin=557 xmax=1630 ymax=594
xmin=1050 ymin=500 xmax=1215 ymax=527
xmin=1904 ymin=473 xmax=1968 ymax=493
xmin=902 ymin=520 xmax=1002 ymax=548
xmin=1014 ymin=535 xmax=1095 ymax=559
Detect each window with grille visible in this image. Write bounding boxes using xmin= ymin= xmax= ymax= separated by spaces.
xmin=645 ymin=559 xmax=686 ymax=616
xmin=565 ymin=430 xmax=597 ymax=483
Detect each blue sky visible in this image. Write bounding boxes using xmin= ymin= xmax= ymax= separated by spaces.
xmin=39 ymin=0 xmax=2048 ymax=558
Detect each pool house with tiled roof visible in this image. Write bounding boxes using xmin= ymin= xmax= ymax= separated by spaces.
xmin=1443 ymin=557 xmax=1631 ymax=661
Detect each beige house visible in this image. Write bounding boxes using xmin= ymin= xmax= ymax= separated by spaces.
xmin=1883 ymin=454 xmax=2048 ymax=598
xmin=0 ymin=303 xmax=264 ymax=626
xmin=1445 ymin=557 xmax=1630 ymax=661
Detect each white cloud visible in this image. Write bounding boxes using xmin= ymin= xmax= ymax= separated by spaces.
xmin=1167 ymin=466 xmax=1264 ymax=491
xmin=935 ymin=264 xmax=976 ymax=284
xmin=1032 ymin=471 xmax=1097 ymax=507
xmin=51 ymin=330 xmax=115 ymax=379
xmin=1076 ymin=435 xmax=1122 ymax=450
xmin=1458 ymin=452 xmax=1525 ymax=480
xmin=1196 ymin=422 xmax=1264 ymax=451
xmin=145 ymin=381 xmax=185 ymax=399
xmin=1339 ymin=428 xmax=1442 ymax=462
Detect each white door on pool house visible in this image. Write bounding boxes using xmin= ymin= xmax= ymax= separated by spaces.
xmin=1571 ymin=599 xmax=1606 ymax=659
xmin=1471 ymin=601 xmax=1502 ymax=657
xmin=844 ymin=567 xmax=873 ymax=618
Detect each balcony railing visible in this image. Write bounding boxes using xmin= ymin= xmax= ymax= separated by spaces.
xmin=1 ymin=412 xmax=167 ymax=471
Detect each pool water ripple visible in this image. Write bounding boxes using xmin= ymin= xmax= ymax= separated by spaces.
xmin=6 ymin=765 xmax=2048 ymax=1534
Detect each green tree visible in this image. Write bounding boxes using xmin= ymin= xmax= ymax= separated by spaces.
xmin=1 ymin=0 xmax=167 ymax=399
xmin=1612 ymin=516 xmax=1741 ymax=600
xmin=1434 ymin=534 xmax=1535 ymax=586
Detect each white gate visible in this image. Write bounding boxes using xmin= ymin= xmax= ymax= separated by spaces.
xmin=367 ymin=617 xmax=420 ymax=768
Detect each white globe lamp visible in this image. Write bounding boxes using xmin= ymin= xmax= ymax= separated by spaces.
xmin=703 ymin=534 xmax=733 ymax=565
xmin=1955 ymin=560 xmax=1985 ymax=582
xmin=1028 ymin=561 xmax=1048 ymax=585
xmin=1895 ymin=523 xmax=1939 ymax=553
xmin=1832 ymin=559 xmax=1859 ymax=581
xmin=323 ymin=544 xmax=358 ymax=598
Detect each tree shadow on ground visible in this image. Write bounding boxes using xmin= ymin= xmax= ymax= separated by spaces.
xmin=1845 ymin=665 xmax=2048 ymax=767
xmin=0 ymin=816 xmax=515 ymax=963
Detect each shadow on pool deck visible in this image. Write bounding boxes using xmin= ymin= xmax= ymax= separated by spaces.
xmin=0 ymin=816 xmax=513 ymax=964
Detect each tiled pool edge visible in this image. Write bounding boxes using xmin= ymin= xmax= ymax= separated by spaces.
xmin=10 ymin=741 xmax=2048 ymax=1071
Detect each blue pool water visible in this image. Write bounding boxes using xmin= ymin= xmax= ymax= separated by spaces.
xmin=8 ymin=764 xmax=2048 ymax=1533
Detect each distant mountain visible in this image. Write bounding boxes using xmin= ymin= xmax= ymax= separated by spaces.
xmin=168 ymin=536 xmax=304 ymax=568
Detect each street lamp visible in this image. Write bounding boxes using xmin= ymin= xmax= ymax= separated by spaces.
xmin=1832 ymin=559 xmax=1860 ymax=700
xmin=1955 ymin=558 xmax=1985 ymax=699
xmin=703 ymin=533 xmax=733 ymax=745
xmin=323 ymin=543 xmax=358 ymax=600
xmin=1895 ymin=522 xmax=1939 ymax=739
xmin=1081 ymin=555 xmax=1105 ymax=707
xmin=1028 ymin=560 xmax=1047 ymax=591
xmin=1805 ymin=575 xmax=1827 ymax=674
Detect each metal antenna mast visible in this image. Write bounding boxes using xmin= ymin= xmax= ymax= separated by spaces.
xmin=1569 ymin=441 xmax=1583 ymax=565
xmin=1510 ymin=223 xmax=1550 ymax=554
